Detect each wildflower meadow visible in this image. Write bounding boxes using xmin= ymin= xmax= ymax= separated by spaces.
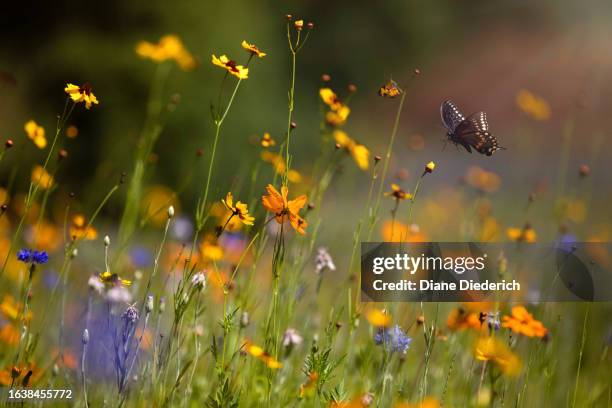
xmin=0 ymin=3 xmax=611 ymax=407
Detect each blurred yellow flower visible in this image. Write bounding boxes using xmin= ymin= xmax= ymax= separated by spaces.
xmin=465 ymin=166 xmax=501 ymax=193
xmin=212 ymin=55 xmax=248 ymax=79
xmin=98 ymin=271 xmax=132 ymax=287
xmin=0 ymin=295 xmax=31 ymax=322
xmin=24 ymin=120 xmax=46 ymax=149
xmin=502 ymin=306 xmax=548 ymax=338
xmin=260 ymin=132 xmax=276 ymax=148
xmin=395 ymin=397 xmax=440 ymax=408
xmin=31 ymin=165 xmax=54 ymax=190
xmin=244 ymin=340 xmax=282 ymax=369
xmin=516 ymin=89 xmax=550 ymax=121
xmin=260 ymin=151 xmax=302 ymax=183
xmin=385 ymin=183 xmax=411 ymax=201
xmin=319 ymin=88 xmax=343 ymax=111
xmin=241 ymin=40 xmax=266 ymax=58
xmin=425 ymin=161 xmax=435 ymax=174
xmin=334 ymin=130 xmax=370 ymax=170
xmin=66 ymin=125 xmax=79 ymax=138
xmin=506 ymin=224 xmax=536 ymax=242
xmin=70 ymin=214 xmax=98 ymax=241
xmin=378 ymin=79 xmax=401 ymax=98
xmin=474 ymin=336 xmax=522 ymax=377
xmin=366 ymin=309 xmax=391 ymax=327
xmin=294 ymin=20 xmax=304 ymax=30
xmin=200 ymin=237 xmax=224 ymax=261
xmin=136 ymin=34 xmax=196 ymax=71
xmin=0 ymin=323 xmax=19 ymax=345
xmin=381 ymin=220 xmax=427 ymax=243
xmin=326 ymin=106 xmax=351 ymax=127
xmin=142 ymin=185 xmax=179 ymax=227
xmin=222 ymin=192 xmax=255 ymax=226
xmin=27 ymin=220 xmax=62 ymax=252
xmin=64 ymin=83 xmax=99 ymax=109
xmin=262 ymin=184 xmax=308 ymax=235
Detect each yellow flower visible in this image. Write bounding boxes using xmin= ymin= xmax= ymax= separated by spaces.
xmin=261 ymin=184 xmax=308 ymax=235
xmin=325 ymin=106 xmax=351 ymax=127
xmin=334 ymin=130 xmax=370 ymax=170
xmin=98 ymin=271 xmax=132 ymax=287
xmin=200 ymin=236 xmax=224 ymax=261
xmin=395 ymin=397 xmax=441 ymax=408
xmin=381 ymin=220 xmax=428 ymax=243
xmin=69 ymin=214 xmax=98 ymax=241
xmin=0 ymin=323 xmax=19 ymax=346
xmin=244 ymin=340 xmax=282 ymax=369
xmin=64 ymin=83 xmax=99 ymax=109
xmin=424 ymin=161 xmax=435 ymax=173
xmin=465 ymin=166 xmax=501 ymax=193
xmin=385 ymin=183 xmax=412 ymax=201
xmin=260 ymin=151 xmax=302 ymax=183
xmin=516 ymin=89 xmax=550 ymax=121
xmin=136 ymin=34 xmax=196 ymax=70
xmin=502 ymin=306 xmax=548 ymax=338
xmin=378 ymin=79 xmax=402 ymax=98
xmin=366 ymin=309 xmax=391 ymax=327
xmin=31 ymin=165 xmax=54 ymax=190
xmin=24 ymin=120 xmax=46 ymax=149
xmin=27 ymin=220 xmax=62 ymax=252
xmin=474 ymin=336 xmax=522 ymax=377
xmin=211 ymin=55 xmax=248 ymax=79
xmin=260 ymin=132 xmax=276 ymax=148
xmin=506 ymin=224 xmax=536 ymax=242
xmin=294 ymin=20 xmax=304 ymax=30
xmin=222 ymin=192 xmax=255 ymax=226
xmin=241 ymin=41 xmax=266 ymax=58
xmin=319 ymin=88 xmax=343 ymax=111
xmin=142 ymin=185 xmax=179 ymax=227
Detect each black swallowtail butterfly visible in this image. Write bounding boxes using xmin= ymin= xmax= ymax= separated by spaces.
xmin=440 ymin=100 xmax=504 ymax=156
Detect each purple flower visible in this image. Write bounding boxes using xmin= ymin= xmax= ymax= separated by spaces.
xmin=374 ymin=325 xmax=411 ymax=354
xmin=17 ymin=248 xmax=49 ymax=264
xmin=121 ymin=305 xmax=139 ymax=323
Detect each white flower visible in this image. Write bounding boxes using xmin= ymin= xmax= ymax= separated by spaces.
xmin=282 ymin=328 xmax=303 ymax=348
xmin=191 ymin=271 xmax=207 ymax=290
xmin=315 ymin=247 xmax=336 ymax=274
xmin=106 ymin=286 xmax=132 ymax=303
xmin=87 ymin=275 xmax=105 ymax=294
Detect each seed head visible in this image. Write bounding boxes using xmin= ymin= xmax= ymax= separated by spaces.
xmin=104 ymin=235 xmax=110 ymax=247
xmin=168 ymin=205 xmax=175 ymax=219
xmin=5 ymin=139 xmax=14 ymax=148
xmin=579 ymin=164 xmax=590 ymax=178
xmin=321 ymin=74 xmax=331 ymax=82
xmin=307 ymin=22 xmax=314 ymax=29
xmin=347 ymin=84 xmax=357 ymax=93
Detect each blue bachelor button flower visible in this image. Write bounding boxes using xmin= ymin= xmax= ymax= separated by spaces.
xmin=374 ymin=324 xmax=412 ymax=354
xmin=32 ymin=250 xmax=49 ymax=264
xmin=17 ymin=249 xmax=33 ymax=263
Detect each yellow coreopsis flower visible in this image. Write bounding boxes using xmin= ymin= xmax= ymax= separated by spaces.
xmin=425 ymin=161 xmax=436 ymax=173
xmin=212 ymin=55 xmax=248 ymax=79
xmin=241 ymin=41 xmax=266 ymax=58
xmin=69 ymin=214 xmax=98 ymax=241
xmin=516 ymin=89 xmax=550 ymax=121
xmin=385 ymin=183 xmax=412 ymax=201
xmin=244 ymin=340 xmax=282 ymax=369
xmin=378 ymin=79 xmax=402 ymax=98
xmin=136 ymin=34 xmax=196 ymax=71
xmin=64 ymin=83 xmax=99 ymax=109
xmin=474 ymin=336 xmax=522 ymax=376
xmin=222 ymin=192 xmax=254 ymax=226
xmin=334 ymin=130 xmax=370 ymax=170
xmin=325 ymin=105 xmax=350 ymax=127
xmin=24 ymin=120 xmax=47 ymax=149
xmin=260 ymin=132 xmax=276 ymax=148
xmin=506 ymin=224 xmax=536 ymax=242
xmin=319 ymin=88 xmax=343 ymax=111
xmin=31 ymin=165 xmax=54 ymax=190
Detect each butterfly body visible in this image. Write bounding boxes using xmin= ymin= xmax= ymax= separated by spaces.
xmin=440 ymin=100 xmax=504 ymax=156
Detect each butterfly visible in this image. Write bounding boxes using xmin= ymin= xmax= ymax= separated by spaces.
xmin=440 ymin=100 xmax=504 ymax=156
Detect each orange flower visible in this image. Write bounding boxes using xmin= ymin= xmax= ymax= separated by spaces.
xmin=261 ymin=184 xmax=308 ymax=235
xmin=381 ymin=220 xmax=427 ymax=243
xmin=0 ymin=323 xmax=19 ymax=345
xmin=502 ymin=306 xmax=548 ymax=338
xmin=243 ymin=340 xmax=282 ymax=369
xmin=366 ymin=309 xmax=391 ymax=327
xmin=222 ymin=192 xmax=254 ymax=226
xmin=69 ymin=214 xmax=98 ymax=241
xmin=507 ymin=224 xmax=536 ymax=242
xmin=446 ymin=308 xmax=482 ymax=331
xmin=474 ymin=336 xmax=522 ymax=376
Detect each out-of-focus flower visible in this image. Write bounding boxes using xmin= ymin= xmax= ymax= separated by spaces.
xmin=136 ymin=34 xmax=196 ymax=70
xmin=260 ymin=132 xmax=276 ymax=148
xmin=395 ymin=397 xmax=440 ymax=408
xmin=260 ymin=151 xmax=302 ymax=183
xmin=241 ymin=40 xmax=266 ymax=58
xmin=465 ymin=166 xmax=501 ymax=193
xmin=1 ymin=295 xmax=31 ymax=322
xmin=320 ymin=88 xmax=343 ymax=111
xmin=315 ymin=247 xmax=336 ymax=274
xmin=17 ymin=248 xmax=48 ymax=264
xmin=66 ymin=125 xmax=78 ymax=138
xmin=507 ymin=224 xmax=537 ymax=242
xmin=200 ymin=236 xmax=224 ymax=262
xmin=106 ymin=286 xmax=132 ymax=303
xmin=385 ymin=183 xmax=412 ymax=201
xmin=378 ymin=79 xmax=401 ymax=98
xmin=26 ymin=221 xmax=61 ymax=252
xmin=31 ymin=165 xmax=54 ymax=190
xmin=334 ymin=130 xmax=370 ymax=170
xmin=299 ymin=371 xmax=319 ymax=398
xmin=98 ymin=271 xmax=132 ymax=287
xmin=282 ymin=328 xmax=303 ymax=348
xmin=366 ymin=309 xmax=391 ymax=327
xmin=326 ymin=105 xmax=351 ymax=127
xmin=244 ymin=340 xmax=282 ymax=369
xmin=381 ymin=220 xmax=427 ymax=243
xmin=0 ymin=323 xmax=19 ymax=345
xmin=69 ymin=214 xmax=97 ymax=241
xmin=446 ymin=307 xmax=482 ymax=331
xmin=502 ymin=306 xmax=548 ymax=338
xmin=171 ymin=215 xmax=193 ymax=240
xmin=87 ymin=275 xmax=105 ymax=294
xmin=64 ymin=83 xmax=99 ymax=109
xmin=222 ymin=192 xmax=255 ymax=226
xmin=516 ymin=89 xmax=550 ymax=121
xmin=191 ymin=271 xmax=207 ymax=290
xmin=262 ymin=184 xmax=308 ymax=235
xmin=212 ymin=55 xmax=248 ymax=79
xmin=374 ymin=324 xmax=412 ymax=354
xmin=474 ymin=336 xmax=522 ymax=376
xmin=424 ymin=161 xmax=435 ymax=174
xmin=122 ymin=304 xmax=139 ymax=323
xmin=24 ymin=120 xmax=46 ymax=149
xmin=142 ymin=185 xmax=179 ymax=227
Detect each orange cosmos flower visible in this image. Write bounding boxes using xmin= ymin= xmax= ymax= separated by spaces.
xmin=221 ymin=192 xmax=254 ymax=226
xmin=502 ymin=306 xmax=548 ymax=338
xmin=261 ymin=184 xmax=307 ymax=235
xmin=366 ymin=309 xmax=391 ymax=327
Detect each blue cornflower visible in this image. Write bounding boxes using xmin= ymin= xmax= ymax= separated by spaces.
xmin=374 ymin=324 xmax=412 ymax=354
xmin=16 ymin=248 xmax=49 ymax=264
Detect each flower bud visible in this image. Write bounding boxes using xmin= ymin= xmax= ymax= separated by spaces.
xmin=159 ymin=297 xmax=166 ymax=314
xmin=145 ymin=295 xmax=154 ymax=314
xmin=82 ymin=328 xmax=90 ymax=345
xmin=103 ymin=235 xmax=110 ymax=247
xmin=168 ymin=205 xmax=175 ymax=218
xmin=5 ymin=139 xmax=14 ymax=148
xmin=425 ymin=161 xmax=436 ymax=174
xmin=294 ymin=20 xmax=304 ymax=30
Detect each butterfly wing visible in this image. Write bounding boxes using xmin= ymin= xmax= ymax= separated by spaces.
xmin=440 ymin=100 xmax=466 ymax=133
xmin=454 ymin=111 xmax=504 ymax=156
